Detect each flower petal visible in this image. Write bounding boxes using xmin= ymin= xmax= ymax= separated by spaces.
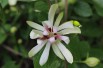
xmin=60 ymin=36 xmax=70 ymax=44
xmin=28 ymin=41 xmax=47 ymax=57
xmin=8 ymin=0 xmax=17 ymax=6
xmin=37 ymin=39 xmax=43 ymax=45
xmin=59 ymin=27 xmax=81 ymax=35
xmin=54 ymin=12 xmax=63 ymax=27
xmin=52 ymin=43 xmax=65 ymax=60
xmin=58 ymin=21 xmax=74 ymax=31
xmin=30 ymin=29 xmax=43 ymax=39
xmin=43 ymin=30 xmax=49 ymax=35
xmin=42 ymin=21 xmax=52 ymax=28
xmin=48 ymin=4 xmax=58 ymax=26
xmin=57 ymin=41 xmax=73 ymax=64
xmin=53 ymin=26 xmax=58 ymax=33
xmin=49 ymin=37 xmax=55 ymax=43
xmin=39 ymin=42 xmax=51 ymax=66
xmin=27 ymin=21 xmax=44 ymax=31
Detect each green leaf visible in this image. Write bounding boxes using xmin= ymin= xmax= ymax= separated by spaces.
xmin=0 ymin=28 xmax=7 ymax=44
xmin=68 ymin=63 xmax=79 ymax=68
xmin=94 ymin=5 xmax=103 ymax=16
xmin=89 ymin=48 xmax=103 ymax=60
xmin=93 ymin=0 xmax=103 ymax=16
xmin=0 ymin=0 xmax=8 ymax=8
xmin=94 ymin=63 xmax=103 ymax=68
xmin=2 ymin=59 xmax=20 ymax=68
xmin=82 ymin=21 xmax=103 ymax=37
xmin=33 ymin=48 xmax=61 ymax=68
xmin=74 ymin=1 xmax=93 ymax=17
xmin=35 ymin=1 xmax=49 ymax=12
xmin=93 ymin=0 xmax=103 ymax=7
xmin=68 ymin=36 xmax=90 ymax=61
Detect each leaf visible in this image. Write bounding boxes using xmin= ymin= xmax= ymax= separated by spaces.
xmin=89 ymin=48 xmax=103 ymax=60
xmin=95 ymin=6 xmax=103 ymax=16
xmin=68 ymin=63 xmax=79 ymax=68
xmin=93 ymin=0 xmax=103 ymax=16
xmin=0 ymin=28 xmax=7 ymax=44
xmin=94 ymin=63 xmax=103 ymax=68
xmin=74 ymin=1 xmax=93 ymax=17
xmin=93 ymin=0 xmax=103 ymax=7
xmin=67 ymin=36 xmax=90 ymax=61
xmin=82 ymin=21 xmax=103 ymax=37
xmin=35 ymin=1 xmax=49 ymax=12
xmin=2 ymin=59 xmax=20 ymax=68
xmin=0 ymin=0 xmax=8 ymax=8
xmin=33 ymin=47 xmax=61 ymax=68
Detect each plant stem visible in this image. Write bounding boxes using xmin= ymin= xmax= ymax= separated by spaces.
xmin=65 ymin=60 xmax=68 ymax=68
xmin=47 ymin=0 xmax=51 ymax=8
xmin=64 ymin=0 xmax=68 ymax=21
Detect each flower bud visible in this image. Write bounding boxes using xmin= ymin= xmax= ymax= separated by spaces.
xmin=17 ymin=39 xmax=22 ymax=44
xmin=8 ymin=0 xmax=17 ymax=6
xmin=10 ymin=26 xmax=17 ymax=34
xmin=70 ymin=20 xmax=82 ymax=27
xmin=10 ymin=6 xmax=17 ymax=11
xmin=84 ymin=57 xmax=100 ymax=67
xmin=68 ymin=0 xmax=76 ymax=4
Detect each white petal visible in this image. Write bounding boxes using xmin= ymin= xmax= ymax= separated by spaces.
xmin=39 ymin=42 xmax=51 ymax=66
xmin=48 ymin=4 xmax=58 ymax=26
xmin=60 ymin=36 xmax=70 ymax=44
xmin=28 ymin=41 xmax=47 ymax=57
xmin=52 ymin=43 xmax=64 ymax=60
xmin=53 ymin=26 xmax=58 ymax=33
xmin=42 ymin=21 xmax=52 ymax=28
xmin=37 ymin=39 xmax=43 ymax=45
xmin=54 ymin=12 xmax=63 ymax=27
xmin=43 ymin=30 xmax=49 ymax=35
xmin=30 ymin=30 xmax=39 ymax=39
xmin=8 ymin=0 xmax=17 ymax=6
xmin=58 ymin=21 xmax=74 ymax=31
xmin=59 ymin=27 xmax=81 ymax=35
xmin=27 ymin=21 xmax=44 ymax=31
xmin=57 ymin=41 xmax=73 ymax=64
xmin=49 ymin=37 xmax=55 ymax=43
xmin=30 ymin=29 xmax=43 ymax=39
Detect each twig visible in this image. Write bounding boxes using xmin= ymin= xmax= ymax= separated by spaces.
xmin=64 ymin=0 xmax=68 ymax=21
xmin=2 ymin=45 xmax=22 ymax=56
xmin=47 ymin=0 xmax=51 ymax=8
xmin=55 ymin=0 xmax=58 ymax=3
xmin=65 ymin=60 xmax=68 ymax=68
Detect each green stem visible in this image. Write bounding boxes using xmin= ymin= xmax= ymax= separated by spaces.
xmin=64 ymin=0 xmax=68 ymax=21
xmin=47 ymin=0 xmax=51 ymax=8
xmin=74 ymin=61 xmax=85 ymax=63
xmin=65 ymin=60 xmax=68 ymax=68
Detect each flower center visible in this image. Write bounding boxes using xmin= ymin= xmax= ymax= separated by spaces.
xmin=40 ymin=27 xmax=59 ymax=41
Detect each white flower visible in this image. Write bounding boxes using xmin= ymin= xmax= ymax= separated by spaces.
xmin=84 ymin=57 xmax=100 ymax=67
xmin=8 ymin=0 xmax=17 ymax=6
xmin=27 ymin=4 xmax=81 ymax=66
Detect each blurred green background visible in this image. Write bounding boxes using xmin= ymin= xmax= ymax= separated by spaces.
xmin=0 ymin=0 xmax=103 ymax=68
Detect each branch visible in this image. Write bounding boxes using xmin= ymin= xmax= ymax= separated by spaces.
xmin=47 ymin=0 xmax=51 ymax=8
xmin=2 ymin=45 xmax=22 ymax=56
xmin=64 ymin=0 xmax=68 ymax=21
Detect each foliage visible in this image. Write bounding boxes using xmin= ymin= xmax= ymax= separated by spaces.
xmin=0 ymin=0 xmax=103 ymax=68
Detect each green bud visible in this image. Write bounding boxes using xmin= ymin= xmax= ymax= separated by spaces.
xmin=70 ymin=20 xmax=82 ymax=27
xmin=10 ymin=6 xmax=17 ymax=11
xmin=10 ymin=26 xmax=17 ymax=34
xmin=68 ymin=0 xmax=76 ymax=4
xmin=84 ymin=57 xmax=100 ymax=67
xmin=17 ymin=39 xmax=22 ymax=44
